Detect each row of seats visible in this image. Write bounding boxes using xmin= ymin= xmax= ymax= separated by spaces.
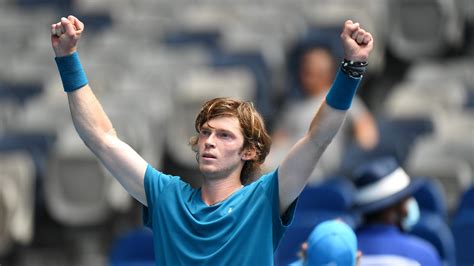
xmin=274 ymin=178 xmax=474 ymax=266
xmin=0 ymin=0 xmax=472 ymax=264
xmin=381 ymin=57 xmax=474 ymax=211
xmin=0 ymin=0 xmax=471 ymax=99
xmin=0 ymin=1 xmax=471 ymax=137
xmin=106 ymin=177 xmax=474 ymax=266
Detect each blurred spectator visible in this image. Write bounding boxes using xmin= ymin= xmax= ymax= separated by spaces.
xmin=265 ymin=45 xmax=378 ymax=182
xmin=352 ymin=157 xmax=442 ymax=266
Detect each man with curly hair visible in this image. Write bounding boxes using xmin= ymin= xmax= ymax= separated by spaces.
xmin=51 ymin=15 xmax=373 ymax=265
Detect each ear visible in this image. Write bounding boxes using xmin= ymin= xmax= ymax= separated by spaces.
xmin=241 ymin=147 xmax=257 ymax=161
xmin=400 ymin=198 xmax=409 ymax=218
xmin=356 ymin=251 xmax=363 ymax=266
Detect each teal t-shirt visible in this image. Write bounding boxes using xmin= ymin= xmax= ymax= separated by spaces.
xmin=143 ymin=164 xmax=297 ymax=265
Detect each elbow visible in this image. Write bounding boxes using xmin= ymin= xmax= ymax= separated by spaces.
xmin=79 ymin=127 xmax=118 ymax=154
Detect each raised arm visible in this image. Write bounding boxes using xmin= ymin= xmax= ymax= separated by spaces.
xmin=51 ymin=16 xmax=148 ymax=205
xmin=278 ymin=20 xmax=374 ymax=215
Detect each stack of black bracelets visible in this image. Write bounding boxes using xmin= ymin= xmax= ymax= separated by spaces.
xmin=340 ymin=59 xmax=368 ymax=78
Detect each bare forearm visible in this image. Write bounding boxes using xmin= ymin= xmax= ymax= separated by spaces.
xmin=308 ymin=102 xmax=346 ymax=144
xmin=278 ymin=103 xmax=346 ymax=210
xmin=67 ymin=85 xmax=116 ymax=151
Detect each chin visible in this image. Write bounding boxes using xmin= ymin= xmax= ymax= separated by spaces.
xmin=199 ymin=165 xmax=217 ymax=176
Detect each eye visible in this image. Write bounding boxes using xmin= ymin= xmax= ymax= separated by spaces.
xmin=218 ymin=131 xmax=233 ymax=139
xmin=200 ymin=129 xmax=211 ymax=136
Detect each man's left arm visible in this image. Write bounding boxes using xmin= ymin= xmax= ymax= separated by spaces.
xmin=278 ymin=20 xmax=374 ymax=215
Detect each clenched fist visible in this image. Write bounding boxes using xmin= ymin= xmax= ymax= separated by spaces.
xmin=51 ymin=15 xmax=84 ymax=57
xmin=340 ymin=20 xmax=374 ymax=62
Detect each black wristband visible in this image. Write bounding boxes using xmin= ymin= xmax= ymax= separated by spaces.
xmin=341 ymin=59 xmax=368 ymax=78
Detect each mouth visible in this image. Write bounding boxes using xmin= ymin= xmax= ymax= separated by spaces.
xmin=201 ymin=153 xmax=217 ymax=160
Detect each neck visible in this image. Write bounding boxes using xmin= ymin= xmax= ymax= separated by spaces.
xmin=201 ymin=176 xmax=243 ymax=206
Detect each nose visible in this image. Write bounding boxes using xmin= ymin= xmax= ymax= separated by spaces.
xmin=204 ymin=133 xmax=216 ymax=149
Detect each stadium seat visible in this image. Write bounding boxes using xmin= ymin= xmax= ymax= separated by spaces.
xmin=162 ymin=30 xmax=221 ymax=52
xmin=295 ymin=178 xmax=355 ymax=213
xmin=451 ymin=186 xmax=474 ymax=266
xmin=275 ymin=178 xmax=356 ymax=265
xmin=0 ymin=151 xmax=36 ymax=256
xmin=406 ymin=138 xmax=473 ymax=211
xmin=0 ymin=81 xmax=44 ymax=133
xmin=435 ymin=112 xmax=474 ymax=147
xmin=387 ymin=0 xmax=464 ymax=61
xmin=413 ymin=178 xmax=449 ymax=221
xmin=0 ymin=188 xmax=12 ymax=257
xmin=210 ymin=51 xmax=274 ymax=125
xmin=300 ymin=0 xmax=387 ymax=73
xmin=0 ymin=133 xmax=55 ymax=179
xmin=0 ymin=82 xmax=43 ymax=105
xmin=341 ymin=116 xmax=435 ymax=173
xmin=411 ymin=212 xmax=456 ymax=266
xmin=274 ymin=225 xmax=309 ymax=266
xmin=43 ymin=124 xmax=131 ymax=226
xmin=109 ymin=227 xmax=155 ymax=266
xmin=384 ymin=80 xmax=468 ymax=118
xmin=16 ymin=0 xmax=72 ymax=10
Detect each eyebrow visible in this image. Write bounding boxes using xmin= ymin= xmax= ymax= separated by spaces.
xmin=201 ymin=125 xmax=237 ymax=136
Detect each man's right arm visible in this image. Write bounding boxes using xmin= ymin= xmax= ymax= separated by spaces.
xmin=51 ymin=16 xmax=148 ymax=206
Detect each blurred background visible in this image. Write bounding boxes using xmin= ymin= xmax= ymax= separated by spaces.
xmin=0 ymin=0 xmax=472 ymax=265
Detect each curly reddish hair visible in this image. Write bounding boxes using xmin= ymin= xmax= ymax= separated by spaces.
xmin=189 ymin=97 xmax=272 ymax=184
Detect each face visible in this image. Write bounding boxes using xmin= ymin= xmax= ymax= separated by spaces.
xmin=299 ymin=48 xmax=334 ymax=96
xmin=197 ymin=116 xmax=252 ymax=180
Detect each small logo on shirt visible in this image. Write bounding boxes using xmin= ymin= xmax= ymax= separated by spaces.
xmin=228 ymin=207 xmax=233 ymax=214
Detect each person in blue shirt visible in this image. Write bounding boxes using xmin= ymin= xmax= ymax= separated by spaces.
xmin=352 ymin=157 xmax=442 ymax=266
xmin=50 ymin=15 xmax=374 ymax=265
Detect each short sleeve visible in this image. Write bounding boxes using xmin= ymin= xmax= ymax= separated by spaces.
xmin=259 ymin=169 xmax=298 ymax=231
xmin=142 ymin=164 xmax=176 ymax=228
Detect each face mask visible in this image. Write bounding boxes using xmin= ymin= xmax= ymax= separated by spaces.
xmin=402 ymin=197 xmax=420 ymax=231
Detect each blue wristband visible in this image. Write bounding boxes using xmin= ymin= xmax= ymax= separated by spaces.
xmin=325 ymin=67 xmax=362 ymax=110
xmin=55 ymin=52 xmax=88 ymax=92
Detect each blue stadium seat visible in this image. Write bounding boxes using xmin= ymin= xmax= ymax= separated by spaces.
xmin=414 ymin=178 xmax=448 ymax=221
xmin=451 ymin=186 xmax=474 ymax=266
xmin=411 ymin=212 xmax=456 ymax=266
xmin=296 ymin=178 xmax=354 ymax=212
xmin=160 ymin=30 xmax=274 ymax=127
xmin=411 ymin=177 xmax=456 ymax=266
xmin=162 ymin=30 xmax=221 ymax=52
xmin=275 ymin=178 xmax=356 ymax=265
xmin=274 ymin=226 xmax=309 ymax=266
xmin=465 ymin=90 xmax=474 ymax=110
xmin=109 ymin=227 xmax=155 ymax=266
xmin=0 ymin=82 xmax=43 ymax=105
xmin=341 ymin=116 xmax=434 ymax=174
xmin=76 ymin=12 xmax=113 ymax=33
xmin=16 ymin=0 xmax=72 ymax=11
xmin=0 ymin=133 xmax=56 ymax=178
